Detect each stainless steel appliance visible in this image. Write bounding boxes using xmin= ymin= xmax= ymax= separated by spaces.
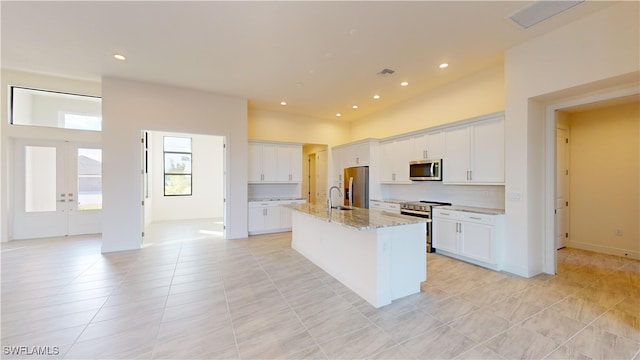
xmin=409 ymin=159 xmax=442 ymax=181
xmin=344 ymin=166 xmax=369 ymax=208
xmin=400 ymin=200 xmax=451 ymax=252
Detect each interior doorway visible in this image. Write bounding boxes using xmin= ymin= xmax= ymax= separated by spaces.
xmin=303 ymin=144 xmax=328 ymax=205
xmin=12 ymin=139 xmax=102 ymax=239
xmin=544 ymin=87 xmax=639 ymax=274
xmin=142 ymin=130 xmax=226 ymax=245
xmin=555 ymin=126 xmax=570 ymax=250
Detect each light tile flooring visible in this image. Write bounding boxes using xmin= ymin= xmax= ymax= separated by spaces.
xmin=1 ymin=229 xmax=639 ymax=359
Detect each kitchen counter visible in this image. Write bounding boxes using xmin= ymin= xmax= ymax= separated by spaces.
xmin=249 ymin=197 xmax=306 ymax=202
xmin=440 ymin=205 xmax=505 ymax=215
xmin=370 ymin=198 xmax=407 ymax=205
xmin=289 ymin=203 xmax=427 ymax=308
xmin=285 ymin=203 xmax=428 ymax=231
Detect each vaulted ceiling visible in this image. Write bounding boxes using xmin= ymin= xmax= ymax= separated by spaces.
xmin=1 ymin=1 xmax=614 ymax=121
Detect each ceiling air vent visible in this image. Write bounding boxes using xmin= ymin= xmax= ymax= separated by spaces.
xmin=508 ymin=1 xmax=584 ymax=29
xmin=377 ymin=68 xmax=395 ymax=77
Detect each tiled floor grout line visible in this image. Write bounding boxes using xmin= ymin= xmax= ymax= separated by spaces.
xmin=221 ymin=248 xmax=261 ymax=360
xmin=147 ymin=239 xmax=184 ymax=360
xmin=61 ymin=244 xmax=143 ymax=359
xmin=440 ymin=279 xmax=578 ymax=359
xmin=249 ymin=244 xmax=333 ymax=359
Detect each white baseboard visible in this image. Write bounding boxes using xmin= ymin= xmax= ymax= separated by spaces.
xmin=566 ymin=240 xmax=640 ymax=260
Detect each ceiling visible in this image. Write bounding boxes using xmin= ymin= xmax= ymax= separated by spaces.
xmin=1 ymin=1 xmax=615 ymax=122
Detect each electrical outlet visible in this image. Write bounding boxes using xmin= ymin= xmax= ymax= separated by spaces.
xmin=615 ymin=229 xmax=623 ymax=236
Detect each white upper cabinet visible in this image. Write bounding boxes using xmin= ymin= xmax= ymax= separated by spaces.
xmin=248 ymin=141 xmax=302 ymax=183
xmin=276 ymin=145 xmax=303 ymax=182
xmin=412 ymin=130 xmax=444 ymax=160
xmin=443 ymin=115 xmax=504 ymax=184
xmin=344 ymin=141 xmax=370 ymax=167
xmin=471 ymin=116 xmax=504 ymax=183
xmin=380 ymin=137 xmax=412 ymax=183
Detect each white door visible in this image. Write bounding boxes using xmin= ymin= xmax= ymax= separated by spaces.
xmin=316 ymin=150 xmax=328 ymax=206
xmin=555 ymin=129 xmax=570 ymax=249
xmin=443 ymin=125 xmax=470 ymax=182
xmin=13 ymin=139 xmax=102 ymax=239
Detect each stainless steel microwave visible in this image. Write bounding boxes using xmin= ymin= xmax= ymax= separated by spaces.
xmin=409 ymin=159 xmax=442 ymax=181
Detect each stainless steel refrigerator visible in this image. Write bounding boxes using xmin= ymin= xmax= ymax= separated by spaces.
xmin=344 ymin=166 xmax=369 ymax=208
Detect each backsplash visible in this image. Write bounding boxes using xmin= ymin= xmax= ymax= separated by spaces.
xmin=380 ymin=182 xmax=505 ymax=209
xmin=248 ymin=184 xmax=302 ymax=200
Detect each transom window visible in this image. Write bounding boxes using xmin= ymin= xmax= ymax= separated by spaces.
xmin=164 ymin=136 xmax=192 ymax=196
xmin=10 ymin=87 xmax=102 ymax=131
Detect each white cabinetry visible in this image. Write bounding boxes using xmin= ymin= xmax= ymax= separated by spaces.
xmin=249 ymin=142 xmax=302 ymax=183
xmin=412 ymin=131 xmax=444 ymax=160
xmin=432 ymin=208 xmax=504 ymax=270
xmin=380 ymin=138 xmax=412 ymax=184
xmin=344 ymin=141 xmax=370 ymax=166
xmin=443 ymin=115 xmax=504 ymax=184
xmin=369 ymin=200 xmax=401 ymax=213
xmin=248 ymin=199 xmax=306 ymax=235
xmin=332 ymin=139 xmax=376 ymax=185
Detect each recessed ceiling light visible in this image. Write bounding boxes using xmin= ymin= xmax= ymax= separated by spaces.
xmin=336 ymin=113 xmax=342 ymax=117
xmin=400 ymin=81 xmax=409 ymax=87
xmin=373 ymin=94 xmax=380 ymax=100
xmin=280 ymin=101 xmax=287 ymax=106
xmin=352 ymin=105 xmax=359 ymax=109
xmin=113 ymin=54 xmax=126 ymax=61
xmin=439 ymin=63 xmax=449 ymax=69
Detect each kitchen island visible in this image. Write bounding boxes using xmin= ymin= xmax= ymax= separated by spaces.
xmin=287 ymin=203 xmax=428 ymax=308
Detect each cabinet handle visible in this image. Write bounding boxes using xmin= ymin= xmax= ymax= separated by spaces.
xmin=470 ymin=216 xmax=482 ymax=220
xmin=425 ymin=150 xmax=428 ymax=159
xmin=356 ymin=157 xmax=360 ymax=164
xmin=440 ymin=212 xmax=450 ymax=216
xmin=469 ymin=171 xmax=472 ymax=181
xmin=392 ymin=173 xmax=396 ymax=181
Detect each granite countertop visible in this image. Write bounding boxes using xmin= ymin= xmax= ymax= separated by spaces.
xmin=439 ymin=205 xmax=505 ymax=215
xmin=286 ymin=203 xmax=429 ymax=231
xmin=370 ymin=199 xmax=407 ymax=204
xmin=249 ymin=198 xmax=306 ymax=202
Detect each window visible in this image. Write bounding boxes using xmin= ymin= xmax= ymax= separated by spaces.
xmin=164 ymin=136 xmax=192 ymax=196
xmin=10 ymin=87 xmax=102 ymax=131
xmin=77 ymin=148 xmax=102 ymax=210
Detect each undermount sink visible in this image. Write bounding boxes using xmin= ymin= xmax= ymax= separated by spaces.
xmin=331 ymin=206 xmax=354 ymax=210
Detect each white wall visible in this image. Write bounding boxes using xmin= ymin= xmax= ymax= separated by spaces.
xmin=566 ymin=102 xmax=639 ymax=258
xmin=0 ymin=69 xmax=102 ymax=242
xmin=349 ymin=63 xmax=505 ymax=140
xmin=504 ymin=2 xmax=640 ymax=276
xmin=101 ymin=77 xmax=247 ymax=252
xmin=150 ymin=131 xmax=224 ymax=222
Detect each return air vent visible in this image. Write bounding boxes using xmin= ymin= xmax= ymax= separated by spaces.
xmin=508 ymin=1 xmax=584 ymax=29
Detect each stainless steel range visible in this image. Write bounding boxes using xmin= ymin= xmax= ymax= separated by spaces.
xmin=400 ymin=200 xmax=451 ymax=253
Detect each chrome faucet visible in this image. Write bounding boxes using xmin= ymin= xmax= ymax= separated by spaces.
xmin=328 ymin=185 xmax=342 ymax=209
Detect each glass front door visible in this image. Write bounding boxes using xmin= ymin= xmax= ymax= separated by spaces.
xmin=13 ymin=139 xmax=102 ymax=239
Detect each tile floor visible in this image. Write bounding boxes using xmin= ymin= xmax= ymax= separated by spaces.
xmin=1 ymin=228 xmax=639 ymax=359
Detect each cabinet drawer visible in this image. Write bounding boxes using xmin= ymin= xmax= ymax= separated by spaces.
xmin=432 ymin=209 xmax=461 ymax=219
xmin=371 ymin=201 xmax=384 ymax=209
xmin=385 ymin=203 xmax=401 ymax=212
xmin=461 ymin=212 xmax=494 ymax=225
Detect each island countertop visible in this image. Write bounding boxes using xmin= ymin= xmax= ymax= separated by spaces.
xmin=285 ymin=203 xmax=428 ymax=231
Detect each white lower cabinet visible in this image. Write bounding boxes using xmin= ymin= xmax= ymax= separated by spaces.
xmin=369 ymin=200 xmax=401 ymax=213
xmin=248 ymin=200 xmax=306 ymax=235
xmin=432 ymin=208 xmax=504 ymax=270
